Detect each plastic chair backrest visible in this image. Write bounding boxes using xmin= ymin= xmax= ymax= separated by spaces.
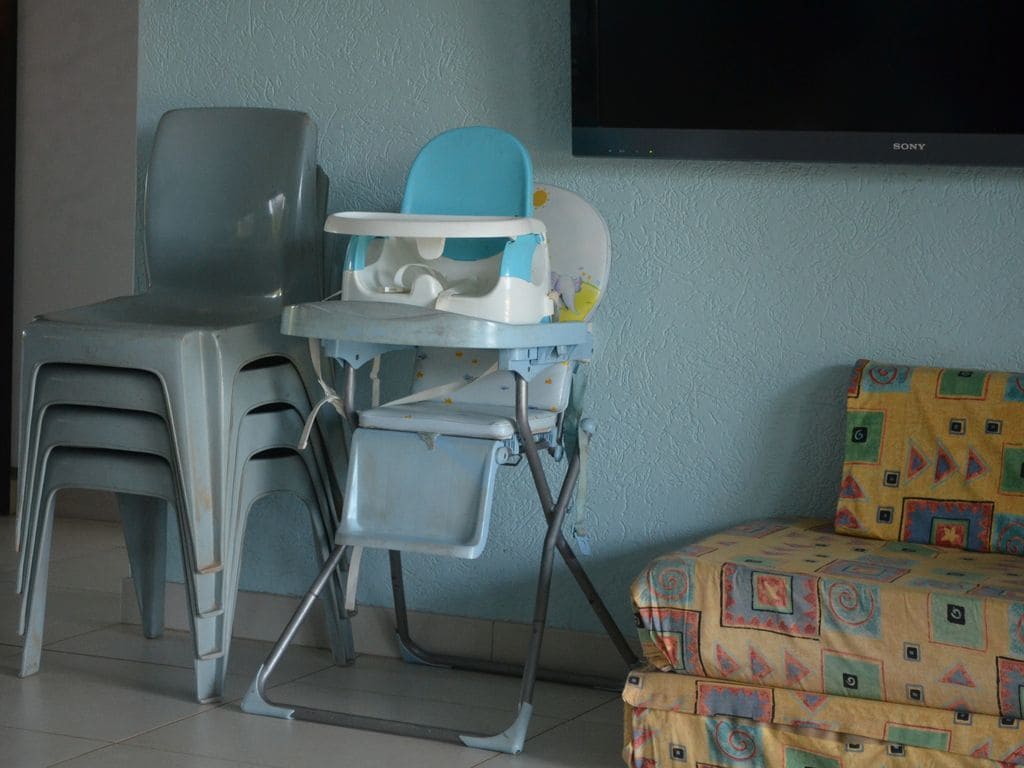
xmin=401 ymin=126 xmax=533 ymax=262
xmin=409 ymin=185 xmax=611 ymax=412
xmin=534 ymin=185 xmax=611 ymax=322
xmin=144 ymin=108 xmax=319 ymax=302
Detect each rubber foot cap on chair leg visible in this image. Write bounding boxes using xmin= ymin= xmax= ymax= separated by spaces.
xmin=241 ymin=667 xmax=295 ymax=719
xmin=459 ymin=703 xmax=533 ymax=754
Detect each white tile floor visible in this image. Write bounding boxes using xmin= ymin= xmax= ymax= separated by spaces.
xmin=0 ymin=516 xmax=626 ymax=767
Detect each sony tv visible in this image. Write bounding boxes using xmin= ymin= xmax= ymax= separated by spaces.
xmin=571 ymin=1 xmax=1024 ymax=165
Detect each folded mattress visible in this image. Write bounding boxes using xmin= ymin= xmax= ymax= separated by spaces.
xmin=631 ymin=518 xmax=1024 ymax=718
xmin=622 ymin=668 xmax=1024 ymax=766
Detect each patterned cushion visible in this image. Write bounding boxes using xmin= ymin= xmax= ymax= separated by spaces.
xmin=835 ymin=360 xmax=1024 ymax=553
xmin=623 ymin=669 xmax=1024 ymax=766
xmin=631 ymin=518 xmax=1024 ymax=718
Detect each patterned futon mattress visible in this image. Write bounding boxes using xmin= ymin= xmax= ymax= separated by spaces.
xmin=622 ymin=668 xmax=1024 ymax=766
xmin=631 ymin=517 xmax=1024 ymax=719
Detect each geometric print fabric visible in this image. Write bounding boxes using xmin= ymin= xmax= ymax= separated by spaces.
xmin=623 ymin=669 xmax=1024 ymax=767
xmin=631 ymin=518 xmax=1024 ymax=719
xmin=836 ymin=360 xmax=1024 ymax=553
xmin=626 ymin=360 xmax=1024 ymax=767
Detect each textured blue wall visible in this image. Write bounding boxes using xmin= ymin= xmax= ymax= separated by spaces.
xmin=140 ymin=0 xmax=1024 ymax=632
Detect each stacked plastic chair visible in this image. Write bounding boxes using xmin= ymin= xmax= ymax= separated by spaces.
xmin=241 ymin=127 xmax=638 ymax=754
xmin=15 ymin=107 xmax=353 ymax=702
xmin=625 ymin=361 xmax=1024 ymax=767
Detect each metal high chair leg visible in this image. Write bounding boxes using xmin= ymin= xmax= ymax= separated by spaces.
xmin=390 ymin=374 xmax=638 ymax=687
xmin=241 ymin=371 xmax=633 ymax=753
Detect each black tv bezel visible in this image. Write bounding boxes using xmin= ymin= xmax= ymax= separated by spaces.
xmin=570 ymin=1 xmax=1024 ymax=166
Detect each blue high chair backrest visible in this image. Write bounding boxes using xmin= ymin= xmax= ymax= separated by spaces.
xmin=401 ymin=126 xmax=533 ymax=262
xmin=144 ymin=108 xmax=319 ymax=302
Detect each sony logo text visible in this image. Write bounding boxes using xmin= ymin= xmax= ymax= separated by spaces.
xmin=893 ymin=142 xmax=927 ymax=151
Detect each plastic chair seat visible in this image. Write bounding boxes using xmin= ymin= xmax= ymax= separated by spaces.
xmin=357 ymin=402 xmax=557 ymax=439
xmin=38 ymin=293 xmax=282 ymax=329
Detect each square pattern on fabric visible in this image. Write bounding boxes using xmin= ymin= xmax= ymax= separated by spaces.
xmin=834 ymin=360 xmax=1024 ymax=553
xmin=721 ymin=563 xmax=820 ymax=638
xmin=632 ymin=518 xmax=1024 ymax=719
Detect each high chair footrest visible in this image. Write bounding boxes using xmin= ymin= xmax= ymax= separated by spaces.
xmin=359 ymin=402 xmax=557 ymax=440
xmin=337 ymin=429 xmax=501 ymax=558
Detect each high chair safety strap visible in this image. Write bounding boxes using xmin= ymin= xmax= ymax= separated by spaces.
xmin=383 ymin=359 xmax=499 ymax=408
xmin=298 ymin=336 xmax=347 ymax=450
xmin=562 ymin=364 xmax=592 ymax=555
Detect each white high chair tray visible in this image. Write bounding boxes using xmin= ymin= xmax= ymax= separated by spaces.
xmin=281 ymin=301 xmax=592 ymax=351
xmin=324 ymin=211 xmax=546 ymax=239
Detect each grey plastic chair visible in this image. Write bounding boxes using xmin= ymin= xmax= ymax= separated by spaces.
xmin=16 ymin=365 xmax=164 ymax=585
xmin=18 ymin=359 xmax=338 ymax=616
xmin=17 ymin=108 xmax=326 ymax=594
xmin=19 ymin=406 xmax=349 ymax=700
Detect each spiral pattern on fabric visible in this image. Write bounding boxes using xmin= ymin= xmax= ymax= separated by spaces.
xmin=713 ymin=721 xmax=758 ymax=760
xmin=997 ymin=523 xmax=1024 ymax=555
xmin=648 ymin=560 xmax=691 ymax=601
xmin=826 ymin=581 xmax=875 ymax=627
xmin=868 ymin=365 xmax=900 ymax=386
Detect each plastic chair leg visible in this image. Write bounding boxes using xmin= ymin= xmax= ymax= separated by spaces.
xmin=20 ymin=492 xmax=56 ymax=678
xmin=118 ymin=493 xmax=168 ymax=639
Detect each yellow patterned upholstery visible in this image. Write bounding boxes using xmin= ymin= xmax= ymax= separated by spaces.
xmin=622 ymin=360 xmax=1024 ymax=767
xmin=632 ymin=518 xmax=1024 ymax=719
xmin=836 ymin=360 xmax=1024 ymax=552
xmin=624 ymin=670 xmax=1013 ymax=767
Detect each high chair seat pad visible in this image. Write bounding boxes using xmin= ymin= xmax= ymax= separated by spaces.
xmin=632 ymin=517 xmax=1024 ymax=719
xmin=358 ymin=402 xmax=558 ymax=440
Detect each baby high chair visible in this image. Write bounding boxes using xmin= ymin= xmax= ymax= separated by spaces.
xmin=242 ymin=127 xmax=637 ymax=754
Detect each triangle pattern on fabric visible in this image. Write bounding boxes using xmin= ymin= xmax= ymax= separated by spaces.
xmin=839 ymin=474 xmax=865 ymax=500
xmin=835 ymin=508 xmax=860 ymax=530
xmin=934 ymin=442 xmax=959 ymax=484
xmin=906 ymin=441 xmax=930 ymax=481
xmin=965 ymin=447 xmax=988 ymax=483
xmin=795 ymin=691 xmax=829 ymax=712
xmin=749 ymin=647 xmax=772 ymax=680
xmin=940 ymin=663 xmax=977 ymax=688
xmin=715 ymin=644 xmax=740 ymax=676
xmin=1004 ymin=745 xmax=1024 ymax=763
xmin=784 ymin=651 xmax=811 ymax=685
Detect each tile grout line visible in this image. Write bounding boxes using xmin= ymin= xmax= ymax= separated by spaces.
xmin=34 ymin=643 xmax=200 ymax=672
xmin=40 ymin=623 xmax=126 ymax=653
xmin=102 ymin=734 xmax=280 ymax=768
xmin=107 ymin=700 xmax=237 ymax=749
xmin=42 ymin=741 xmax=113 ymax=768
xmin=467 ymin=687 xmax=624 ymax=766
xmin=0 ymin=722 xmax=114 ymax=748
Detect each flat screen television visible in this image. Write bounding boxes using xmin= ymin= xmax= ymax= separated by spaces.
xmin=571 ymin=1 xmax=1024 ymax=165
